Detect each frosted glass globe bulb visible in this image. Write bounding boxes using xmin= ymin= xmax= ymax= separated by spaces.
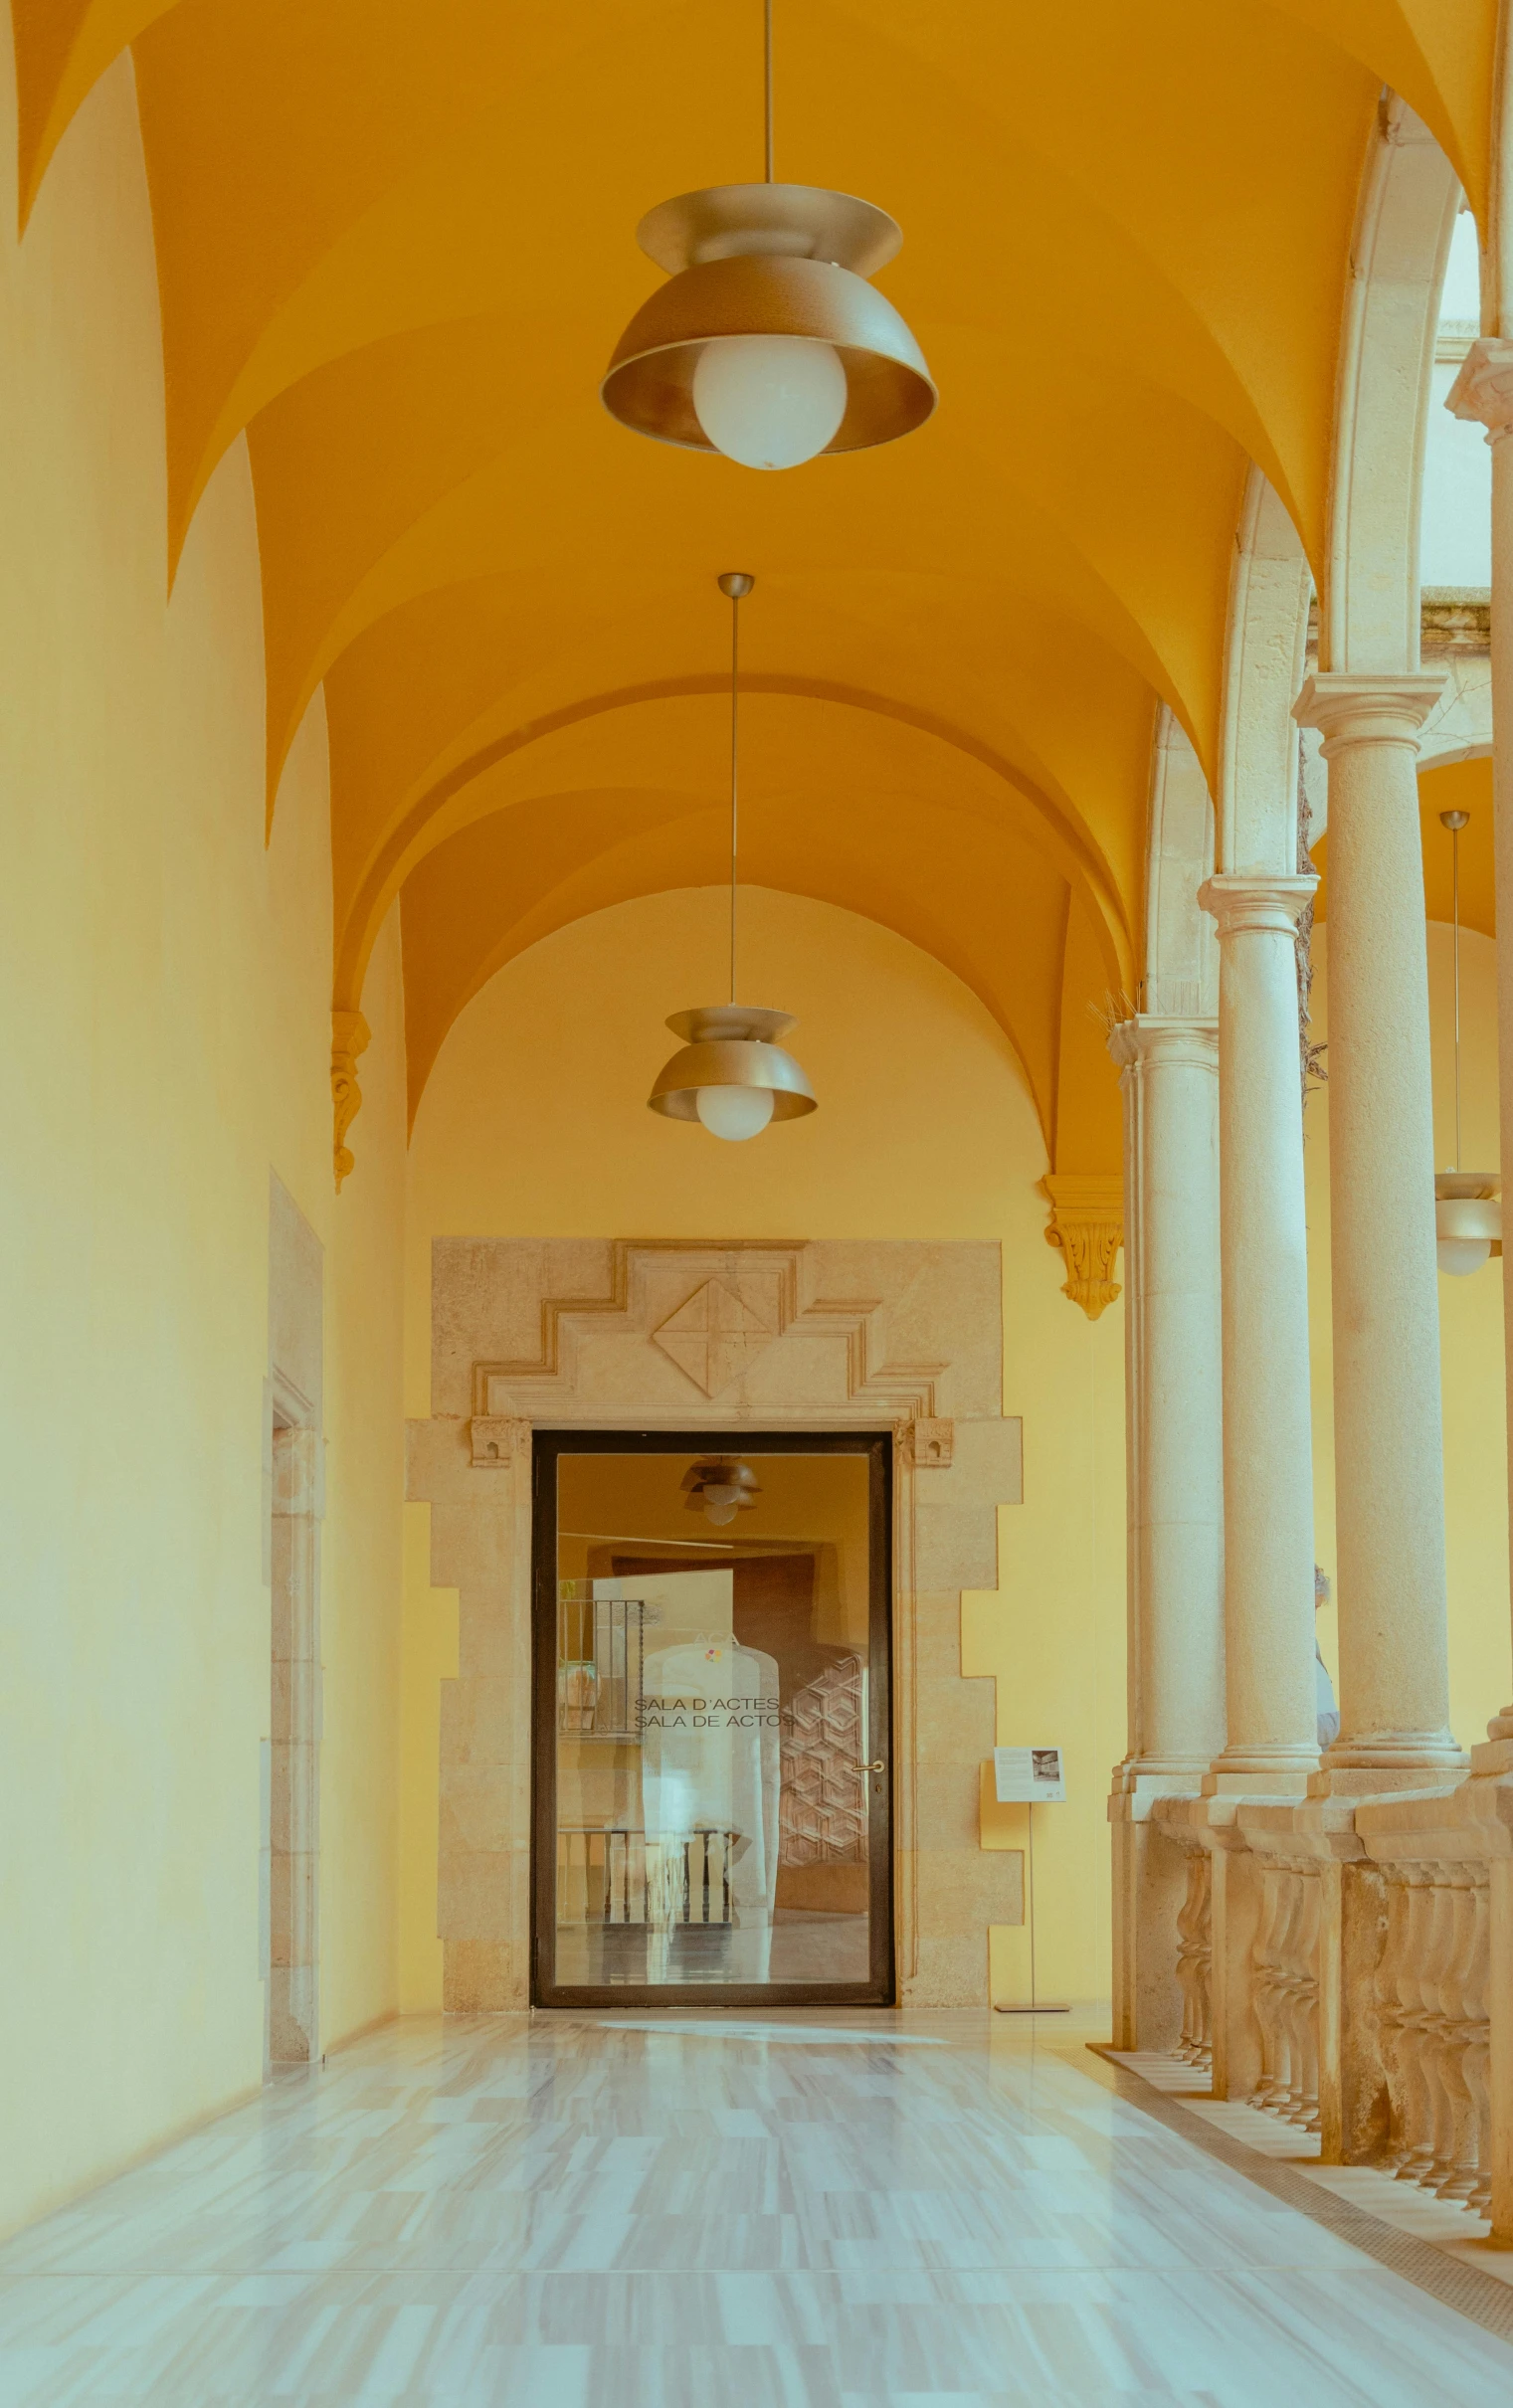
xmin=702 ymin=1481 xmax=742 ymax=1507
xmin=1437 ymin=1236 xmax=1490 ymax=1277
xmin=695 ymin=1083 xmax=775 ymax=1141
xmin=692 ymin=335 xmax=848 ymax=469
xmin=703 ymin=1499 xmax=739 ymax=1526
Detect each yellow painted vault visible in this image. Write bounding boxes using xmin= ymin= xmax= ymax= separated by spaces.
xmin=9 ymin=0 xmax=1499 ymax=1161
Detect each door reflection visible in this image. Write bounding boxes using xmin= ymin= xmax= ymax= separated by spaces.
xmin=545 ymin=1442 xmax=885 ymax=1998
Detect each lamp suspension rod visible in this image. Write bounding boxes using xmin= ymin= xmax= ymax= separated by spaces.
xmin=1452 ymin=815 xmax=1462 ymax=1170
xmin=764 ymin=0 xmax=774 ymax=182
xmin=729 ymin=584 xmax=741 ymax=1005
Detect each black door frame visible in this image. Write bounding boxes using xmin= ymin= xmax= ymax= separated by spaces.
xmin=531 ymin=1427 xmax=894 ymax=2009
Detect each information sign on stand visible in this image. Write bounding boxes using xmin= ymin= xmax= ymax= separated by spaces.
xmin=992 ymin=1746 xmax=1067 ymax=2013
xmin=993 ymin=1746 xmax=1064 ymax=1803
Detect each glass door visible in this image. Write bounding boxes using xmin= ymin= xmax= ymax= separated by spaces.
xmin=531 ymin=1431 xmax=892 ymax=2007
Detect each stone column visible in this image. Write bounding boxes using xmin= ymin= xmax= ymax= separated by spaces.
xmin=1106 ymin=1018 xmax=1225 ymax=2046
xmin=1112 ymin=1018 xmax=1226 ymax=1773
xmin=1448 ymin=340 xmax=1513 ymax=1763
xmin=1293 ymin=673 xmax=1461 ymax=1784
xmin=1198 ymin=874 xmax=1319 ymax=1787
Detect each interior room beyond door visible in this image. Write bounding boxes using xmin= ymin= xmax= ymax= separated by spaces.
xmin=532 ymin=1432 xmax=892 ymax=2008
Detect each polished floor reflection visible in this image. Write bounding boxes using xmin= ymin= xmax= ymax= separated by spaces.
xmin=553 ymin=1908 xmax=871 ymax=1989
xmin=1 ymin=2007 xmax=1511 ymax=2403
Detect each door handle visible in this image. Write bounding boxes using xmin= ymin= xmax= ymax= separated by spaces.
xmin=863 ymin=1760 xmax=885 ymax=1772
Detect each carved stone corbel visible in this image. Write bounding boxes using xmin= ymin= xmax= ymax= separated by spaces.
xmin=470 ymin=1414 xmax=530 ymax=1468
xmin=331 ymin=1009 xmax=371 ymax=1192
xmin=902 ymin=1417 xmax=954 ymax=1468
xmin=1041 ymin=1173 xmax=1123 ymax=1320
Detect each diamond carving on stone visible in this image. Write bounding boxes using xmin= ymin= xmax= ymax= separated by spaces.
xmin=652 ymin=1278 xmax=775 ymax=1396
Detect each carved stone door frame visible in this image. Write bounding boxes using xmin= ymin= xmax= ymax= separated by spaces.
xmin=408 ymin=1237 xmax=1024 ymax=2010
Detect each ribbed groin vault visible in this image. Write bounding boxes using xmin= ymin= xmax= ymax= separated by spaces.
xmin=13 ymin=0 xmax=1493 ymax=1173
xmin=11 ymin=4 xmax=1513 ymax=2373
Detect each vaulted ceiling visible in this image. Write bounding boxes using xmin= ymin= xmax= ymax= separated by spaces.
xmin=11 ymin=0 xmax=1497 ymax=1159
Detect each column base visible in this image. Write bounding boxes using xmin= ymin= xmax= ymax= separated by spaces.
xmin=1204 ymin=1748 xmax=1317 ymax=1794
xmin=1307 ymin=1763 xmax=1465 ymax=1796
xmin=1122 ymin=1756 xmax=1217 ymax=1785
xmin=1311 ymin=1732 xmax=1466 ymax=1795
xmin=1470 ymin=1736 xmax=1513 ymax=1776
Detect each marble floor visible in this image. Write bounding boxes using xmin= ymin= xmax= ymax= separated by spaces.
xmin=1115 ymin=2048 xmax=1513 ymax=2284
xmin=2 ymin=2006 xmax=1512 ymax=2404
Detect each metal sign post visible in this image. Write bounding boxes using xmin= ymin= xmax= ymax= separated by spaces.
xmin=991 ymin=1747 xmax=1069 ymax=2015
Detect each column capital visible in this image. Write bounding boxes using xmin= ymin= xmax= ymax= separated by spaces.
xmin=1292 ymin=670 xmax=1445 ymax=753
xmin=1107 ymin=1014 xmax=1218 ymax=1072
xmin=1445 ymin=334 xmax=1513 ymax=441
xmin=1197 ymin=872 xmax=1316 ymax=937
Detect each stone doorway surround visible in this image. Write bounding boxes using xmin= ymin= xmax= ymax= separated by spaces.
xmin=408 ymin=1238 xmax=1025 ymax=2009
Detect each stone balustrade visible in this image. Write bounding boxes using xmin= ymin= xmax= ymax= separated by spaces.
xmin=1141 ymin=1770 xmax=1513 ymax=2236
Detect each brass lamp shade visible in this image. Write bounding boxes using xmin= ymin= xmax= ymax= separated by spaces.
xmin=603 ymin=183 xmax=935 ymax=457
xmin=647 ymin=1004 xmax=817 ymax=1122
xmin=681 ymin=1456 xmax=762 ymax=1514
xmin=1434 ymin=1170 xmax=1502 ymax=1252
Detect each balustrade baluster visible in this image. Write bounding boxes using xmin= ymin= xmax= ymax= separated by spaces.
xmin=1192 ymin=1856 xmax=1213 ymax=2069
xmin=1393 ymin=1873 xmax=1439 ymax=2182
xmin=1259 ymin=1868 xmax=1304 ymax=2113
xmin=1374 ymin=1871 xmax=1413 ymax=2170
xmin=1462 ymin=1877 xmax=1493 ymax=2217
xmin=1284 ymin=1868 xmax=1322 ymax=2130
xmin=1417 ymin=1871 xmax=1462 ymax=2190
xmin=1433 ymin=1872 xmax=1484 ymax=2202
xmin=1175 ymin=1852 xmax=1211 ymax=2065
xmin=1248 ymin=1865 xmax=1285 ymax=2108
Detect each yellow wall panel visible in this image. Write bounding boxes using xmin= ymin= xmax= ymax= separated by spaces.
xmin=0 ymin=51 xmax=406 ymax=2240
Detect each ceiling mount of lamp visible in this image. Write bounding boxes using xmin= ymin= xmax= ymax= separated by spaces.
xmin=1433 ymin=806 xmax=1501 ymax=1275
xmin=602 ymin=0 xmax=935 ymax=470
xmin=648 ymin=574 xmax=817 ymax=1141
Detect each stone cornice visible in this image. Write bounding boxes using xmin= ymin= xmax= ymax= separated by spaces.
xmin=1292 ymin=670 xmax=1445 ymax=753
xmin=1197 ymin=872 xmax=1316 ymax=937
xmin=1419 ymin=591 xmax=1491 ymax=652
xmin=1446 ymin=334 xmax=1513 ymax=440
xmin=1304 ymin=594 xmax=1490 ymax=658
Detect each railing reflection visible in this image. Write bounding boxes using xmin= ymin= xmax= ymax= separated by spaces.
xmin=556 ymin=1590 xmax=646 ymax=1741
xmin=557 ymin=1827 xmax=739 ymax=1927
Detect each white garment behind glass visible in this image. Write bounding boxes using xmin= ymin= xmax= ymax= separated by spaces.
xmin=641 ymin=1635 xmax=781 ymax=1919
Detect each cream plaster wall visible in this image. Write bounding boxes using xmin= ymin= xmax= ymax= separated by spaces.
xmin=1305 ymin=922 xmax=1511 ymax=1744
xmin=402 ymin=883 xmax=1127 ymax=2011
xmin=0 ymin=53 xmax=406 ymax=2239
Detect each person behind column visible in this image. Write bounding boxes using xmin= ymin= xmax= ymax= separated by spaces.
xmin=1314 ymin=1566 xmax=1340 ymax=1752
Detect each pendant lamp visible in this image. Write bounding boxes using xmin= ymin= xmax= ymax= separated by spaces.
xmin=602 ymin=0 xmax=934 ymax=468
xmin=647 ymin=573 xmax=817 ymax=1140
xmin=1433 ymin=806 xmax=1501 ymax=1274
